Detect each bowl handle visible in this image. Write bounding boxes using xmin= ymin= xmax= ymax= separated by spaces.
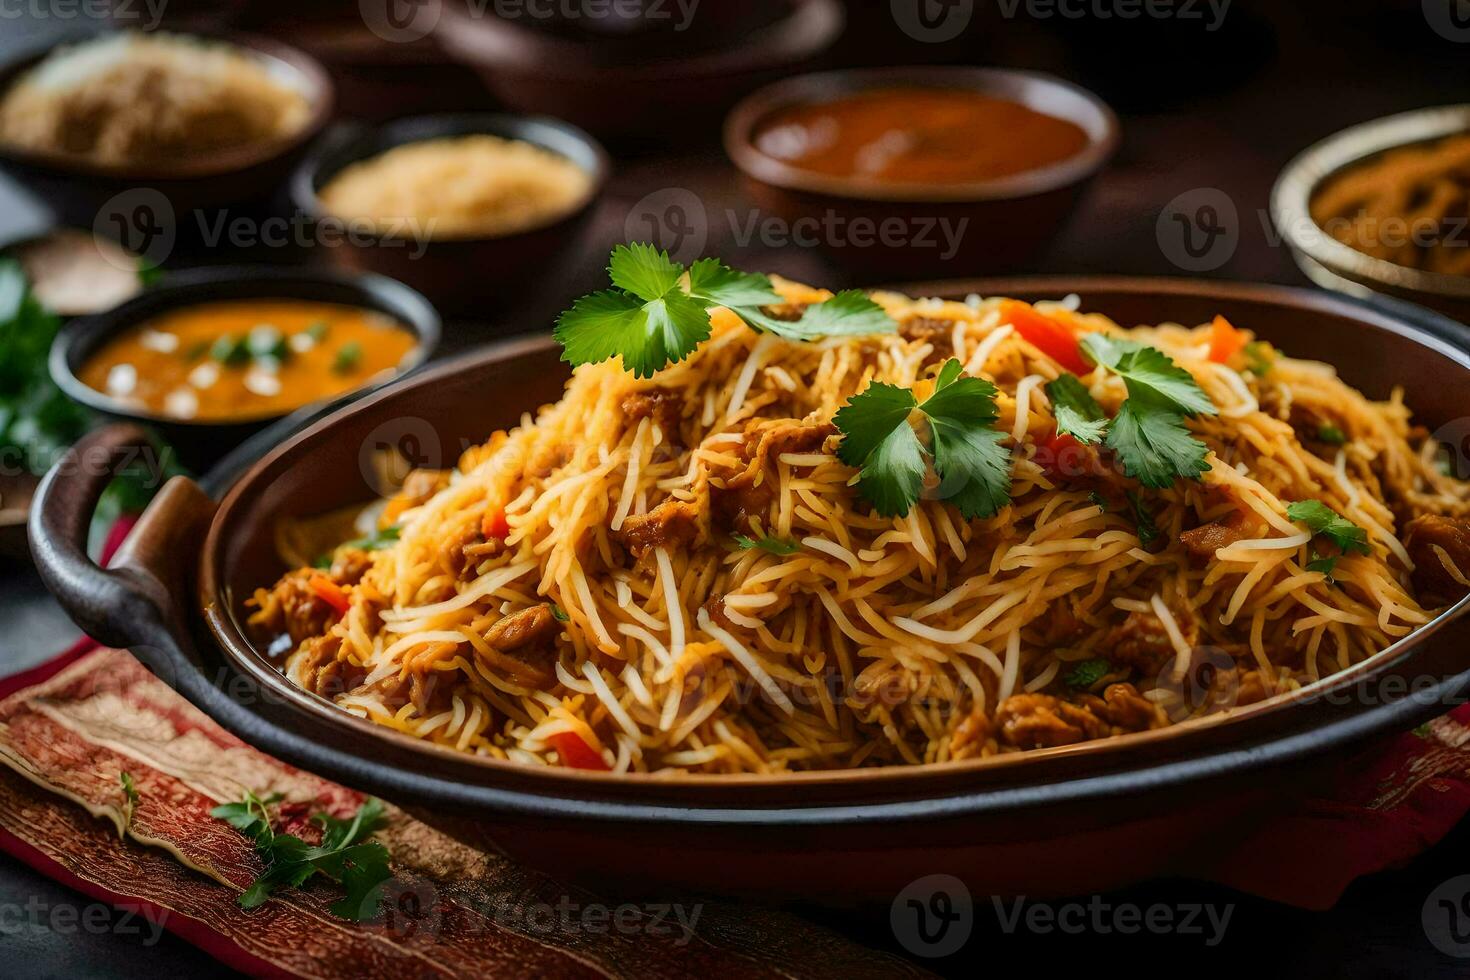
xmin=29 ymin=423 xmax=217 ymax=658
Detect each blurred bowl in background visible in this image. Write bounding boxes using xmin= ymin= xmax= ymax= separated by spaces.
xmin=290 ymin=113 xmax=608 ymax=319
xmin=49 ymin=265 xmax=440 ymax=472
xmin=1272 ymin=104 xmax=1470 ymax=326
xmin=724 ymin=67 xmax=1119 ymax=280
xmin=433 ymin=0 xmax=844 ymax=144
xmin=0 ymin=31 xmax=334 ymax=230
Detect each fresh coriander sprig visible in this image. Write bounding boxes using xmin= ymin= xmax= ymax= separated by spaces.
xmin=833 ymin=358 xmax=1011 ymax=520
xmin=211 ymin=791 xmax=393 ymax=921
xmin=1287 ymin=500 xmax=1371 ymax=558
xmin=733 ymin=534 xmax=802 ymax=555
xmin=1041 ymin=335 xmax=1218 ymax=489
xmin=554 ymin=244 xmax=896 ymax=378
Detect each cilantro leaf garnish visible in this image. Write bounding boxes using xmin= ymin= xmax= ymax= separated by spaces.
xmin=314 ymin=525 xmax=401 ymax=569
xmin=756 ymin=290 xmax=898 ymax=340
xmin=1286 ymin=500 xmax=1371 ymax=556
xmin=1065 ymin=658 xmax=1114 ymax=690
xmin=1317 ymin=425 xmax=1347 ymax=446
xmin=555 ymin=245 xmax=896 ymax=378
xmin=1126 ymin=491 xmax=1160 ymax=549
xmin=1108 ymin=400 xmax=1212 ymax=488
xmin=833 ymin=359 xmax=1011 ymax=519
xmin=211 ymin=792 xmax=393 ymax=921
xmin=1243 ymin=340 xmax=1274 ymax=376
xmin=1077 ymin=333 xmax=1217 ymax=488
xmin=1306 ymin=551 xmax=1338 ymax=582
xmin=1045 ymin=373 xmax=1108 ymax=444
xmin=733 ymin=534 xmax=802 ymax=555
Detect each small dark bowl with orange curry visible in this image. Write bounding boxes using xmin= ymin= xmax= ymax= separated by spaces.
xmin=50 ymin=266 xmax=440 ymax=470
xmin=724 ymin=67 xmax=1120 ymax=279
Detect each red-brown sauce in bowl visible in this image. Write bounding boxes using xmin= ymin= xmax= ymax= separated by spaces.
xmin=752 ymin=87 xmax=1092 ymax=186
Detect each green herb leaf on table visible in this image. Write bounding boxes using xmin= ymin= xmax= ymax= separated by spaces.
xmin=733 ymin=534 xmax=802 ymax=555
xmin=1044 ymin=373 xmax=1108 ymax=444
xmin=210 ymin=792 xmax=393 ymax=921
xmin=0 ymin=259 xmax=89 ymax=476
xmin=555 ymin=245 xmax=897 ymax=378
xmin=1286 ymin=500 xmax=1371 ymax=556
xmin=833 ymin=358 xmax=1011 ymax=520
xmin=119 ymin=771 xmax=139 ymax=836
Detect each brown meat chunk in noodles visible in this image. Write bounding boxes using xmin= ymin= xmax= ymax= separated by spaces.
xmin=1405 ymin=514 xmax=1470 ymax=606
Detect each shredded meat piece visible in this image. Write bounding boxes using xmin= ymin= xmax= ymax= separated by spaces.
xmin=613 ymin=498 xmax=702 ymax=558
xmin=710 ymin=419 xmax=833 ymax=532
xmin=442 ymin=520 xmax=485 ymax=578
xmin=752 ymin=419 xmax=836 ymax=462
xmin=296 ymin=634 xmax=363 ymax=699
xmin=622 ymin=389 xmax=685 ymax=445
xmin=899 ymin=316 xmax=956 ymax=363
xmin=328 ymin=547 xmax=373 ymax=586
xmin=703 ymin=596 xmax=739 ymax=632
xmin=1405 ymin=514 xmax=1470 ymax=606
xmin=382 ymin=468 xmax=450 ymax=524
xmin=1179 ymin=515 xmax=1247 ymax=559
xmin=995 ymin=693 xmax=1109 ymax=749
xmin=1097 ymin=682 xmax=1164 ymax=731
xmin=1102 ymin=604 xmax=1197 ymax=676
xmin=711 ymin=478 xmax=774 ymax=531
xmin=1038 ymin=601 xmax=1086 ymax=646
xmin=1234 ymin=669 xmax=1279 ymax=708
xmin=485 ymin=603 xmax=559 ymax=654
xmin=949 ymin=704 xmax=992 ymax=760
xmin=252 ymin=569 xmax=336 ymax=646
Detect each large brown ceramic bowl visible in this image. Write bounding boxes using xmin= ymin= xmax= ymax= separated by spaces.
xmin=29 ymin=277 xmax=1470 ymax=901
xmin=434 ymin=0 xmax=845 ymax=143
xmin=725 ymin=68 xmax=1120 ymax=279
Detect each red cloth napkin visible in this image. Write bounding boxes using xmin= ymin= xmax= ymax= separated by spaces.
xmin=0 ymin=645 xmax=926 ymax=979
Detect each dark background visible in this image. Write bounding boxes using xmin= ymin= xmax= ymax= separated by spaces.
xmin=3 ymin=1 xmax=1470 ymax=976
